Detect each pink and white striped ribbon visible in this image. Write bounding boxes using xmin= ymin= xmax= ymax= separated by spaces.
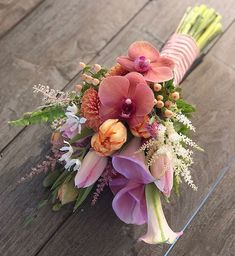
xmin=161 ymin=33 xmax=200 ymax=85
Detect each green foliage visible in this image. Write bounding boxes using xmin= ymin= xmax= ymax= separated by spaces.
xmin=9 ymin=104 xmax=66 ymax=126
xmin=173 ymin=121 xmax=190 ymax=135
xmin=69 ymin=126 xmax=93 ymax=144
xmin=73 ymin=185 xmax=94 ymax=212
xmin=43 ymin=169 xmax=62 ymax=188
xmin=176 ymin=99 xmax=196 ymax=117
xmin=173 ymin=174 xmax=181 ymax=197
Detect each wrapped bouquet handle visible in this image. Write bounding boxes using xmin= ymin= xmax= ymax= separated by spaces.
xmin=9 ymin=5 xmax=222 ymax=246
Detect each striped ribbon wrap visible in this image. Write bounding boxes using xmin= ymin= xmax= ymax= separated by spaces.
xmin=161 ymin=33 xmax=200 ymax=85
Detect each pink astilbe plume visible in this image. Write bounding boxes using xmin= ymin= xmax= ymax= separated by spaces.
xmin=18 ymin=148 xmax=62 ymax=184
xmin=91 ymin=161 xmax=117 ymax=205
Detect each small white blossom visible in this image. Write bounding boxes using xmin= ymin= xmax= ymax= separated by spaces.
xmin=59 ymin=141 xmax=81 ymax=171
xmin=174 ymin=112 xmax=195 ymax=132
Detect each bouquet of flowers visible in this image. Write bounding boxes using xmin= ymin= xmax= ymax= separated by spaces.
xmin=10 ymin=5 xmax=222 ymax=245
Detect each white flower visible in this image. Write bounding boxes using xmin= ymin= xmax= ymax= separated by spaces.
xmin=174 ymin=112 xmax=195 ymax=132
xmin=59 ymin=141 xmax=81 ymax=171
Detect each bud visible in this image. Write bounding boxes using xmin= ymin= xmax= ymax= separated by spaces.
xmin=171 ymin=92 xmax=180 ymax=100
xmin=93 ymin=64 xmax=102 ymax=72
xmin=74 ymin=84 xmax=83 ymax=92
xmin=164 ymin=100 xmax=172 ymax=109
xmin=79 ymin=62 xmax=86 ymax=69
xmin=156 ymin=100 xmax=164 ymax=109
xmin=164 ymin=109 xmax=173 ymax=118
xmin=156 ymin=95 xmax=164 ymax=101
xmin=57 ymin=180 xmax=79 ymax=205
xmin=153 ymin=83 xmax=162 ymax=92
xmin=92 ymin=78 xmax=100 ymax=85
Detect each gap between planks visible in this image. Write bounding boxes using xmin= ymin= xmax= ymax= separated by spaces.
xmin=164 ymin=155 xmax=235 ymax=256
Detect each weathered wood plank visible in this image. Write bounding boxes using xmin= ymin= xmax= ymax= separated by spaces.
xmin=0 ymin=0 xmax=148 ymax=151
xmin=36 ymin=51 xmax=235 ymax=256
xmin=1 ymin=1 xmax=235 ymax=256
xmin=168 ymin=161 xmax=235 ymax=256
xmin=0 ymin=1 xmax=150 ymax=255
xmin=0 ymin=0 xmax=44 ymax=38
xmin=213 ymin=21 xmax=235 ymax=69
xmin=34 ymin=1 xmax=235 ymax=255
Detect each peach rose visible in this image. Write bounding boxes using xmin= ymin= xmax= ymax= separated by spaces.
xmin=130 ymin=116 xmax=151 ymax=139
xmin=91 ymin=119 xmax=127 ymax=156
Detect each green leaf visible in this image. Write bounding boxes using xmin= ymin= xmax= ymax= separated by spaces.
xmin=43 ymin=169 xmax=62 ymax=188
xmin=52 ymin=203 xmax=62 ymax=211
xmin=173 ymin=174 xmax=181 ymax=197
xmin=176 ymin=99 xmax=196 ymax=116
xmin=69 ymin=126 xmax=93 ymax=144
xmin=37 ymin=200 xmax=48 ymax=209
xmin=73 ymin=185 xmax=94 ymax=212
xmin=9 ymin=104 xmax=66 ymax=126
xmin=173 ymin=121 xmax=190 ymax=135
xmin=50 ymin=171 xmax=71 ymax=191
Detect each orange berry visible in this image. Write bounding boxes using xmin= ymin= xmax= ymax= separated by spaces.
xmin=93 ymin=64 xmax=102 ymax=72
xmin=74 ymin=84 xmax=83 ymax=92
xmin=171 ymin=92 xmax=180 ymax=100
xmin=156 ymin=100 xmax=164 ymax=108
xmin=153 ymin=83 xmax=162 ymax=92
xmin=79 ymin=62 xmax=86 ymax=69
xmin=164 ymin=109 xmax=173 ymax=118
xmin=164 ymin=100 xmax=172 ymax=109
xmin=156 ymin=95 xmax=164 ymax=101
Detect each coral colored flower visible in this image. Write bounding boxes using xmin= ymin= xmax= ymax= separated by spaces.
xmin=130 ymin=116 xmax=151 ymax=138
xmin=117 ymin=41 xmax=174 ymax=82
xmin=98 ymin=72 xmax=154 ymax=126
xmin=150 ymin=153 xmax=174 ymax=197
xmin=81 ymin=88 xmax=102 ymax=131
xmin=106 ymin=63 xmax=128 ymax=77
xmin=91 ymin=119 xmax=127 ymax=156
xmin=139 ymin=183 xmax=183 ymax=244
xmin=75 ymin=150 xmax=108 ymax=188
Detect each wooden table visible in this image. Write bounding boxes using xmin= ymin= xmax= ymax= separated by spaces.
xmin=0 ymin=1 xmax=234 ymax=255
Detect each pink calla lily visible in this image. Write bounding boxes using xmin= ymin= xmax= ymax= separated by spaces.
xmin=140 ymin=183 xmax=183 ymax=244
xmin=150 ymin=153 xmax=174 ymax=197
xmin=117 ymin=41 xmax=174 ymax=83
xmin=75 ymin=150 xmax=108 ymax=188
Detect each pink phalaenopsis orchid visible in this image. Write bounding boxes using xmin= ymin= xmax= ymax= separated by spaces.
xmin=117 ymin=41 xmax=174 ymax=82
xmin=98 ymin=72 xmax=154 ymax=126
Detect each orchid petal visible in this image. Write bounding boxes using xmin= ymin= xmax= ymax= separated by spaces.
xmin=128 ymin=41 xmax=160 ymax=61
xmin=98 ymin=76 xmax=129 ymax=107
xmin=116 ymin=56 xmax=135 ymax=71
xmin=75 ymin=150 xmax=108 ymax=188
xmin=144 ymin=66 xmax=173 ymax=83
xmin=112 ymin=181 xmax=147 ymax=225
xmin=139 ymin=183 xmax=183 ymax=244
xmin=112 ymin=138 xmax=154 ymax=184
xmin=151 ymin=56 xmax=175 ymax=69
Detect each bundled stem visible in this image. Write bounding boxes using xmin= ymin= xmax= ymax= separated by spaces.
xmin=176 ymin=5 xmax=222 ymax=50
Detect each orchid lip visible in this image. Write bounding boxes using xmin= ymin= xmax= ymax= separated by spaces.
xmin=134 ymin=56 xmax=151 ymax=72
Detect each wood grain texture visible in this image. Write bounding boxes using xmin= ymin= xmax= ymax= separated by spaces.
xmin=213 ymin=21 xmax=235 ymax=69
xmin=168 ymin=161 xmax=235 ymax=256
xmin=0 ymin=0 xmax=44 ymax=38
xmin=35 ymin=1 xmax=235 ymax=255
xmin=0 ymin=0 xmax=148 ymax=151
xmin=0 ymin=0 xmax=235 ymax=256
xmin=35 ymin=55 xmax=235 ymax=256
